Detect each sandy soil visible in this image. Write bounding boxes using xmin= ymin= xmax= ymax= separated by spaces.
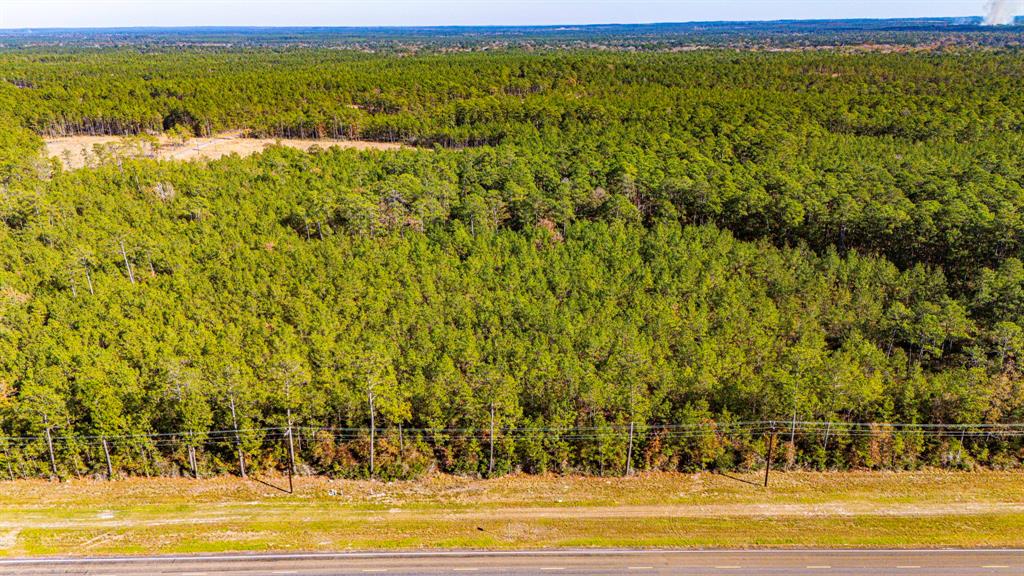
xmin=45 ymin=132 xmax=406 ymax=169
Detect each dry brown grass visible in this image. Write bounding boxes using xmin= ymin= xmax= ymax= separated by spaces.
xmin=3 ymin=470 xmax=1022 ymax=510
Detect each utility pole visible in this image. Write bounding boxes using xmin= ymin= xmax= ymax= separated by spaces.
xmin=43 ymin=420 xmax=57 ymax=481
xmin=788 ymin=411 xmax=797 ymax=471
xmin=398 ymin=423 xmax=404 ymax=466
xmin=626 ymin=421 xmax=635 ymax=476
xmin=2 ymin=440 xmax=14 ymax=481
xmin=626 ymin=375 xmax=636 ymax=477
xmin=187 ymin=433 xmax=198 ymax=479
xmin=368 ymin=389 xmax=376 ymax=479
xmin=102 ymin=437 xmax=113 ymax=480
xmin=488 ymin=402 xmax=496 ymax=477
xmin=953 ymin=427 xmax=967 ymax=465
xmin=229 ymin=394 xmax=246 ymax=478
xmin=279 ymin=375 xmax=298 ymax=491
xmin=286 ymin=407 xmax=296 ymax=477
xmin=138 ymin=442 xmax=150 ymax=478
xmin=764 ymin=422 xmax=777 ymax=488
xmin=285 ymin=425 xmax=294 ymax=494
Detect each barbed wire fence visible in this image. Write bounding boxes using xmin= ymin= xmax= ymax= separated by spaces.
xmin=0 ymin=420 xmax=1022 ymax=483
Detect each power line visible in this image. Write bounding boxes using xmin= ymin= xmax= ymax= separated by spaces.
xmin=2 ymin=420 xmax=1022 ymax=447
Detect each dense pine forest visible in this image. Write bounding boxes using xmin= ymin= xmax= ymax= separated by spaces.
xmin=1 ymin=35 xmax=1023 ymax=479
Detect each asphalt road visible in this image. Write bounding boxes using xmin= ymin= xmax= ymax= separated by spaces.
xmin=0 ymin=549 xmax=1021 ymax=575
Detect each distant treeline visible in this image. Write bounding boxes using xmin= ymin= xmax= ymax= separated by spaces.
xmin=0 ymin=19 xmax=1021 ymax=49
xmin=0 ymin=48 xmax=1022 ymax=479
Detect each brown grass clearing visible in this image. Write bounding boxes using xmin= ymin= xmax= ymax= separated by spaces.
xmin=45 ymin=132 xmax=406 ymax=169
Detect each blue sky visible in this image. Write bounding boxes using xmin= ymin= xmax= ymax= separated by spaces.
xmin=0 ymin=1 xmax=1004 ymax=29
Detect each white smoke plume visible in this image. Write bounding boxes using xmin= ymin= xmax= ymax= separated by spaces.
xmin=985 ymin=0 xmax=1022 ymax=25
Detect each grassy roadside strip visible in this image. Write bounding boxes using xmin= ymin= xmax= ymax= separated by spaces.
xmin=1 ymin=471 xmax=1021 ymax=555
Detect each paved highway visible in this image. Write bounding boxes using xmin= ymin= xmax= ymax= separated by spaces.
xmin=0 ymin=549 xmax=1021 ymax=575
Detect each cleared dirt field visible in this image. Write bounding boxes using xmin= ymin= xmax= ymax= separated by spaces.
xmin=45 ymin=132 xmax=406 ymax=169
xmin=1 ymin=471 xmax=1022 ymax=555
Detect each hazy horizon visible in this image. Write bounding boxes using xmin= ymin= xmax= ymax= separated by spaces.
xmin=0 ymin=18 xmax=1004 ymax=32
xmin=0 ymin=1 xmax=1013 ymax=30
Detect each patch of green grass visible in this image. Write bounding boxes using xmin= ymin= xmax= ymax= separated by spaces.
xmin=9 ymin=514 xmax=1024 ymax=555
